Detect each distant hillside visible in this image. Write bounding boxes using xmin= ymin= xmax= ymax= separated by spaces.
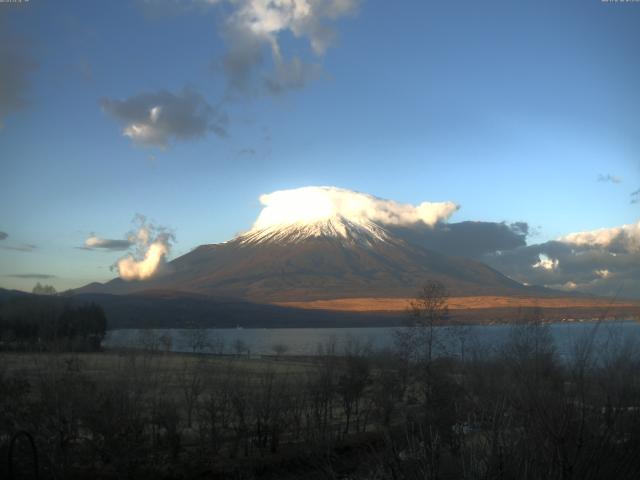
xmin=3 ymin=288 xmax=636 ymax=331
xmin=73 ymin=216 xmax=556 ymax=302
xmin=70 ymin=290 xmax=402 ymax=329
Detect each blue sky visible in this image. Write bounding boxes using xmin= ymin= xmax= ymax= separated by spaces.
xmin=1 ymin=0 xmax=639 ymax=292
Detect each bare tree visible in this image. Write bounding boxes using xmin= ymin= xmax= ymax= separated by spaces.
xmin=137 ymin=328 xmax=161 ymax=353
xmin=32 ymin=282 xmax=57 ymax=295
xmin=180 ymin=321 xmax=209 ymax=353
xmin=447 ymin=318 xmax=472 ymax=363
xmin=396 ymin=280 xmax=450 ymax=365
xmin=271 ymin=343 xmax=289 ymax=359
xmin=179 ymin=358 xmax=205 ymax=428
xmin=233 ymin=338 xmax=248 ymax=357
xmin=208 ymin=331 xmax=225 ymax=355
xmin=338 ymin=350 xmax=371 ymax=435
xmin=159 ymin=334 xmax=173 ymax=353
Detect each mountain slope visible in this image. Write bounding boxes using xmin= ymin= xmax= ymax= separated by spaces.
xmin=74 ymin=215 xmax=540 ymax=302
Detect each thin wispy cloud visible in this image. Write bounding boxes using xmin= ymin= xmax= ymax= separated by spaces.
xmin=0 ymin=244 xmax=37 ymax=252
xmin=5 ymin=273 xmax=56 ymax=279
xmin=597 ymin=173 xmax=622 ymax=184
xmin=83 ymin=235 xmax=134 ymax=251
xmin=264 ymin=57 xmax=321 ymax=95
xmin=237 ymin=147 xmax=256 ymax=156
xmin=0 ymin=22 xmax=37 ymax=128
xmin=135 ymin=0 xmax=222 ymax=18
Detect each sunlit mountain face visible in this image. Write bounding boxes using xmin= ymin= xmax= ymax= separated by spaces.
xmin=73 ymin=187 xmax=545 ymax=302
xmin=70 ymin=186 xmax=639 ymax=301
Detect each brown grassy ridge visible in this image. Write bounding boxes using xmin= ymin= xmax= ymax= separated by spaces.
xmin=275 ymin=296 xmax=640 ymax=313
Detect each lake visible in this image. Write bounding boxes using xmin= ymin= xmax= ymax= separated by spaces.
xmin=103 ymin=319 xmax=640 ymax=359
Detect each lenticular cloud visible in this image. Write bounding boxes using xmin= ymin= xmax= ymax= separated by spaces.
xmin=252 ymin=186 xmax=459 ymax=230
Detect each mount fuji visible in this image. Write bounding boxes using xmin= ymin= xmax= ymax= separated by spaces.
xmin=67 ymin=187 xmax=638 ymax=327
xmin=74 ymin=213 xmax=537 ymax=302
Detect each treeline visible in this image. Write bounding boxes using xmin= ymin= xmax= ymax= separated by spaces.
xmin=3 ymin=318 xmax=640 ymax=479
xmin=0 ymin=295 xmax=107 ymax=351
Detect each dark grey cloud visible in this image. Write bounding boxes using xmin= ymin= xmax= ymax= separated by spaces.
xmin=0 ymin=21 xmax=37 ymax=128
xmin=101 ymin=87 xmax=227 ymax=148
xmin=597 ymin=173 xmax=622 ymax=184
xmin=5 ymin=273 xmax=56 ymax=279
xmin=221 ymin=23 xmax=265 ymax=95
xmin=392 ymin=217 xmax=640 ymax=298
xmin=83 ymin=235 xmax=134 ymax=251
xmin=1 ymin=244 xmax=36 ymax=252
xmin=391 ymin=221 xmax=529 ymax=259
xmin=631 ymin=189 xmax=640 ymax=204
xmin=482 ymin=238 xmax=640 ymax=299
xmin=0 ymin=231 xmax=7 ymax=240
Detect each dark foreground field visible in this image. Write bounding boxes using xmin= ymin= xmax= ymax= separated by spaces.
xmin=3 ymin=319 xmax=640 ymax=480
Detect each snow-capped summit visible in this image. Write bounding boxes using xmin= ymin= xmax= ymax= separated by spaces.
xmin=236 ymin=185 xmax=459 ymax=247
xmin=238 ymin=215 xmax=394 ymax=247
xmin=73 ymin=186 xmax=531 ymax=302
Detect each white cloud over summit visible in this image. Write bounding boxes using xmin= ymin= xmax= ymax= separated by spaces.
xmin=252 ymin=186 xmax=459 ymax=230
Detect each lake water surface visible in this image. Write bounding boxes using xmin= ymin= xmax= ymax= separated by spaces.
xmin=103 ymin=320 xmax=640 ymax=359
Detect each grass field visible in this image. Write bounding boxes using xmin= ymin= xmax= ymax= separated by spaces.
xmin=0 ymin=350 xmax=315 ymax=383
xmin=4 ymin=329 xmax=640 ymax=479
xmin=276 ymin=295 xmax=640 ymax=312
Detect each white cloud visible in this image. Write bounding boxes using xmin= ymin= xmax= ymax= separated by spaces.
xmin=113 ymin=216 xmax=175 ymax=281
xmin=117 ymin=241 xmax=171 ymax=281
xmin=222 ymin=0 xmax=359 ymax=93
xmin=149 ymin=105 xmax=162 ymax=123
xmin=252 ymin=186 xmax=459 ymax=230
xmin=229 ymin=0 xmax=358 ymax=54
xmin=532 ymin=253 xmax=559 ymax=271
xmin=559 ymin=220 xmax=640 ymax=253
xmin=84 ymin=236 xmax=133 ymax=251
